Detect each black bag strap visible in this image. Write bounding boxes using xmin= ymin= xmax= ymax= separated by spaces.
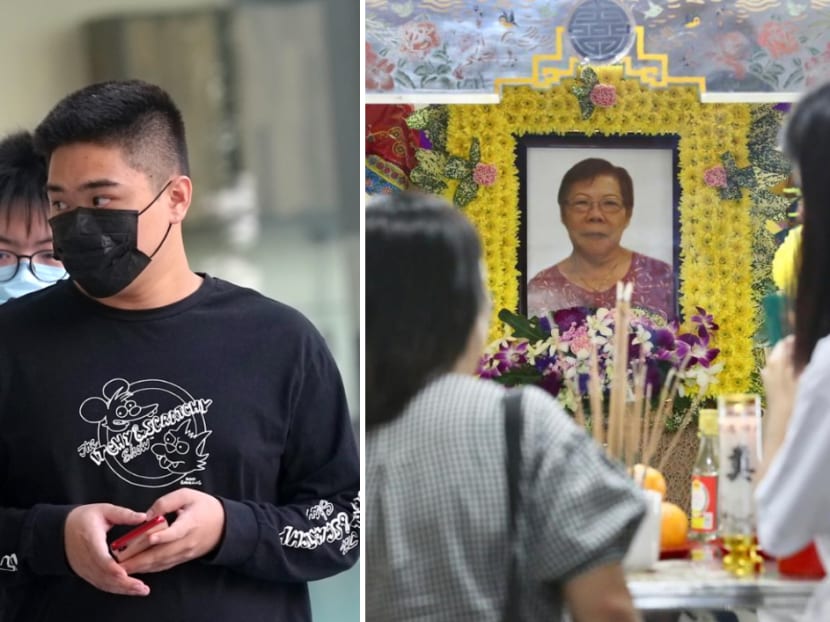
xmin=503 ymin=389 xmax=524 ymax=622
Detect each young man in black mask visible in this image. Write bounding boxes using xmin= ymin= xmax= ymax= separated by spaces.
xmin=0 ymin=80 xmax=359 ymax=621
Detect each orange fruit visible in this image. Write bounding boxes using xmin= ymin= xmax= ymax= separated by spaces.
xmin=631 ymin=464 xmax=667 ymax=498
xmin=660 ymin=501 xmax=689 ymax=549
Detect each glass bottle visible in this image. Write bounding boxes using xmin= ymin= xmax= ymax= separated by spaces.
xmin=690 ymin=408 xmax=719 ymax=543
xmin=718 ymin=393 xmax=764 ymax=577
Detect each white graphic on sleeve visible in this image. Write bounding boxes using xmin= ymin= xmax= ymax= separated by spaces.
xmin=0 ymin=553 xmax=18 ymax=572
xmin=75 ymin=378 xmax=213 ymax=489
xmin=339 ymin=494 xmax=360 ymax=555
xmin=280 ymin=494 xmax=360 ymax=556
xmin=306 ymin=500 xmax=334 ymax=521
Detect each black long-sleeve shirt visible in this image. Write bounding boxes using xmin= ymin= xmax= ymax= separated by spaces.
xmin=0 ymin=275 xmax=359 ymax=621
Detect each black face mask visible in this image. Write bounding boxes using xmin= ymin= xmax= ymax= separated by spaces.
xmin=49 ymin=181 xmax=173 ymax=298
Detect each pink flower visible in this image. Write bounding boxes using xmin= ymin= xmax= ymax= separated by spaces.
xmin=589 ymin=83 xmax=617 ymax=108
xmin=365 ymin=43 xmax=395 ymax=91
xmin=758 ymin=21 xmax=799 ymax=59
xmin=561 ymin=324 xmax=592 ymax=357
xmin=708 ymin=31 xmax=751 ymax=79
xmin=703 ymin=166 xmax=728 ymax=188
xmin=805 ymin=43 xmax=830 ymax=87
xmin=472 ymin=162 xmax=497 ymax=187
xmin=399 ymin=21 xmax=441 ymax=59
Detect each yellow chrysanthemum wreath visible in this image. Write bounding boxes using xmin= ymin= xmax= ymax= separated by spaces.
xmin=440 ymin=67 xmax=754 ymax=393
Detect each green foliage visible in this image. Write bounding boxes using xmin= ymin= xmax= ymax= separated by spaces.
xmin=406 ymin=106 xmax=486 ymax=208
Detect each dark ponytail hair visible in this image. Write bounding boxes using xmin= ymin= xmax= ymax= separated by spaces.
xmin=366 ymin=192 xmax=485 ymax=427
xmin=785 ymin=83 xmax=830 ymax=370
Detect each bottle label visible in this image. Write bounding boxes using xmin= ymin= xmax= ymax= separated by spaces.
xmin=690 ymin=475 xmax=718 ymax=532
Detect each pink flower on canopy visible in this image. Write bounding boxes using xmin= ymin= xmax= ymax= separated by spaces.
xmin=704 ymin=166 xmax=728 ymax=188
xmin=758 ymin=21 xmax=799 ymax=59
xmin=399 ymin=21 xmax=441 ymax=59
xmin=589 ymin=83 xmax=617 ymax=108
xmin=365 ymin=43 xmax=395 ymax=91
xmin=805 ymin=43 xmax=830 ymax=87
xmin=472 ymin=162 xmax=498 ymax=187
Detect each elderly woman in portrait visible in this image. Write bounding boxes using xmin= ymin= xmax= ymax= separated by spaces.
xmin=527 ymin=158 xmax=675 ymax=320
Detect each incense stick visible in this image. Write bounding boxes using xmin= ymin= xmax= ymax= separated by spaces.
xmin=576 ymin=284 xmax=708 ymax=488
xmin=625 ymin=357 xmax=647 ymax=471
xmin=588 ymin=342 xmax=605 ymax=448
xmin=608 ymin=281 xmax=632 ymax=460
xmin=656 ymin=381 xmax=710 ymax=474
xmin=568 ymin=378 xmax=587 ymax=431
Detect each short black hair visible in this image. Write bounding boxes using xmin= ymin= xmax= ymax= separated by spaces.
xmin=557 ymin=157 xmax=634 ymax=214
xmin=0 ymin=130 xmax=49 ymax=234
xmin=784 ymin=83 xmax=830 ymax=370
xmin=33 ymin=79 xmax=189 ymax=184
xmin=366 ymin=192 xmax=485 ymax=427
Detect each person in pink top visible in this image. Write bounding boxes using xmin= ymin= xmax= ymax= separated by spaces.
xmin=527 ymin=158 xmax=675 ymax=320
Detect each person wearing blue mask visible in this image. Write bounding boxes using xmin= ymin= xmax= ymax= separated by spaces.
xmin=0 ymin=130 xmax=66 ymax=303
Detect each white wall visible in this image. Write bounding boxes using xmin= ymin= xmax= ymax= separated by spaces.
xmin=0 ymin=0 xmax=226 ymax=133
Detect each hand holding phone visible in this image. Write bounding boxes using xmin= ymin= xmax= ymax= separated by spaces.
xmin=110 ymin=515 xmax=168 ymax=562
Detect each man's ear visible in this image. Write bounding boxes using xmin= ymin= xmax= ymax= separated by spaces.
xmin=167 ymin=175 xmax=193 ymax=224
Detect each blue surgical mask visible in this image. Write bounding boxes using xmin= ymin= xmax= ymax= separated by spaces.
xmin=0 ymin=261 xmax=66 ymax=304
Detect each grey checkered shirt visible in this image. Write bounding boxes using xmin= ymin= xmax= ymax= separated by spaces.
xmin=366 ymin=373 xmax=646 ymax=621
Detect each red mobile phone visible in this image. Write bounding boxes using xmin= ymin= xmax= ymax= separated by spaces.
xmin=110 ymin=515 xmax=168 ymax=562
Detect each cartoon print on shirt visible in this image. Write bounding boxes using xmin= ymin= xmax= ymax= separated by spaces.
xmin=79 ymin=378 xmax=160 ymax=431
xmin=76 ymin=378 xmax=213 ymax=488
xmin=151 ymin=419 xmax=210 ymax=474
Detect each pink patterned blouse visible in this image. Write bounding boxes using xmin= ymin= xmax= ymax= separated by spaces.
xmin=527 ymin=252 xmax=676 ymax=320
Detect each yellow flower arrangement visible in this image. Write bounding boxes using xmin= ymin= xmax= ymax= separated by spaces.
xmin=771 ymin=224 xmax=799 ymax=294
xmin=436 ymin=67 xmax=756 ymax=393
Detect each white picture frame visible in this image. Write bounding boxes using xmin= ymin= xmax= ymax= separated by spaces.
xmin=517 ymin=135 xmax=679 ymax=317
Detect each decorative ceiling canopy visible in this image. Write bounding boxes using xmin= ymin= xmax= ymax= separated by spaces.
xmin=366 ymin=0 xmax=830 ymax=103
xmin=567 ymin=0 xmax=636 ymax=64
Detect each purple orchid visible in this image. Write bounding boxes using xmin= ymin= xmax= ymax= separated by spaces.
xmin=553 ymin=306 xmax=591 ymax=333
xmin=677 ymin=333 xmax=720 ymax=368
xmin=691 ymin=306 xmax=719 ymax=346
xmin=539 ymin=372 xmax=564 ymax=397
xmin=652 ymin=327 xmax=676 ymax=350
xmin=534 ymin=351 xmax=558 ymax=374
xmin=538 ymin=315 xmax=554 ymax=334
xmin=492 ymin=340 xmax=529 ymax=371
xmin=577 ymin=372 xmax=592 ymax=394
xmin=478 ymin=305 xmax=722 ymax=413
xmin=645 ymin=359 xmax=664 ymax=392
xmin=478 ymin=340 xmax=530 ymax=378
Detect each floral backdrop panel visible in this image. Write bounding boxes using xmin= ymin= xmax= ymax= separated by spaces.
xmin=366 ymin=0 xmax=830 ymax=97
xmin=365 ymin=70 xmax=798 ymax=397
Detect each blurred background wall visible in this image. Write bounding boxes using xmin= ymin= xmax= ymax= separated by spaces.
xmin=0 ymin=0 xmax=359 ymax=618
